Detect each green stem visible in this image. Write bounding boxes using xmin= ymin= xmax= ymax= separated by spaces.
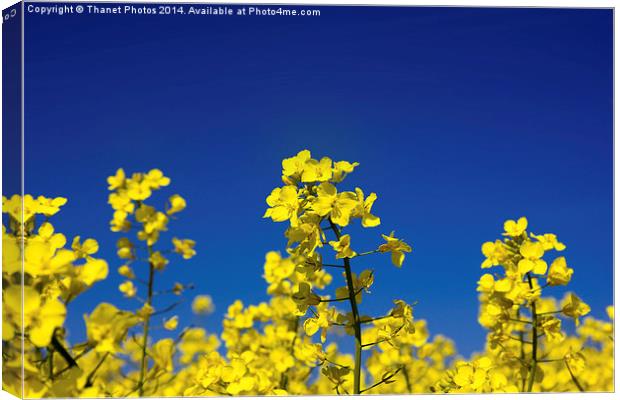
xmin=564 ymin=359 xmax=585 ymax=392
xmin=138 ymin=244 xmax=156 ymax=396
xmin=355 ymin=250 xmax=380 ymax=257
xmin=84 ymin=352 xmax=109 ymax=388
xmin=360 ymin=315 xmax=392 ymax=324
xmin=329 ymin=220 xmax=362 ymax=395
xmin=280 ymin=316 xmax=300 ymax=390
xmin=526 ymin=273 xmax=538 ymax=392
xmin=50 ymin=335 xmax=78 ymax=369
xmin=52 ymin=345 xmax=94 ymax=379
xmin=360 ymin=367 xmax=401 ymax=393
xmin=48 ymin=347 xmax=54 ymax=381
xmin=516 ymin=309 xmax=526 ymax=392
xmin=402 ymin=365 xmax=412 ymax=393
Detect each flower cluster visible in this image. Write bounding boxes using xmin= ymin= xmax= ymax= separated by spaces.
xmin=433 ymin=216 xmax=612 ymax=393
xmin=262 ymin=150 xmax=414 ymax=394
xmin=2 ymin=195 xmax=112 ymax=397
xmin=1 ymin=154 xmax=613 ymax=397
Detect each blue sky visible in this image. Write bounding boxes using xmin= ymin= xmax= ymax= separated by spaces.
xmin=15 ymin=5 xmax=613 ymax=357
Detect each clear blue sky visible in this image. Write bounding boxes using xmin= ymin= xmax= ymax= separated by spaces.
xmin=16 ymin=5 xmax=613 ymax=357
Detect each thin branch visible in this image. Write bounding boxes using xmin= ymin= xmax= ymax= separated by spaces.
xmin=52 ymin=345 xmax=94 ymax=378
xmin=509 ymin=318 xmax=532 ymax=325
xmin=536 ymin=310 xmax=562 ymax=316
xmin=360 ymin=315 xmax=392 ymax=325
xmin=319 ymin=287 xmax=364 ymax=303
xmin=360 ymin=367 xmax=402 ymax=393
xmin=84 ymin=353 xmax=109 ymax=388
xmin=362 ymin=338 xmax=392 ymax=348
xmin=151 ymin=301 xmax=183 ymax=316
xmin=402 ymin=365 xmax=412 ymax=393
xmin=564 ymin=359 xmax=585 ymax=392
xmin=320 ymin=297 xmax=349 ymax=303
xmin=526 ymin=272 xmax=539 ymax=393
xmin=507 ymin=335 xmax=533 ymax=345
xmin=51 ymin=335 xmax=78 ymax=369
xmin=321 ymin=263 xmax=345 ymax=268
xmin=355 ymin=250 xmax=380 ymax=258
xmin=323 ymin=357 xmax=351 ymax=370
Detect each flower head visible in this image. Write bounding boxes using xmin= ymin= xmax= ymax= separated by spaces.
xmin=378 ymin=231 xmax=412 ymax=267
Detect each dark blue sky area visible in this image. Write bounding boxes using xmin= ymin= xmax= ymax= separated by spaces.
xmin=20 ymin=5 xmax=612 ymax=356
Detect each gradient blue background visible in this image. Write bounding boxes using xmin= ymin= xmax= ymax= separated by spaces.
xmin=18 ymin=4 xmax=613 ymax=357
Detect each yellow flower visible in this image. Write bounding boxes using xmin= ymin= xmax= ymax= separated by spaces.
xmin=503 ymin=217 xmax=528 ymax=237
xmin=531 ymin=233 xmax=566 ymax=251
xmin=282 ymin=149 xmax=312 ymax=180
xmin=116 ymin=237 xmax=134 ymax=259
xmin=178 ymin=328 xmax=219 ymax=363
xmin=547 ymin=257 xmax=573 ymax=286
xmin=167 ymin=194 xmax=186 ymax=215
xmin=192 ymin=295 xmax=215 ymax=315
xmin=151 ymin=338 xmax=175 ymax=372
xmin=3 ymin=195 xmax=67 ymax=223
xmin=126 ymin=179 xmax=152 ymax=201
xmin=301 ymin=157 xmax=333 ymax=183
xmin=481 ymin=240 xmax=507 ymax=268
xmin=263 ymin=251 xmax=295 ymax=287
xmin=84 ymin=303 xmax=138 ymax=353
xmin=149 ymin=251 xmax=169 ymax=270
xmin=136 ymin=204 xmax=169 ymax=235
xmin=294 ymin=343 xmax=325 ymax=365
xmin=311 ymin=183 xmax=357 ymax=227
xmin=172 ymin=282 xmax=185 ymax=295
xmin=5 ymin=286 xmax=66 ymax=347
xmin=108 ymin=192 xmax=134 ymax=213
xmin=77 ymin=259 xmax=109 ymax=286
xmin=119 ymin=281 xmax=137 ymax=298
xmin=24 ymin=241 xmax=75 ymax=276
xmin=137 ymin=303 xmax=155 ymax=319
xmin=476 ymin=274 xmax=511 ymax=293
xmin=321 ymin=365 xmax=351 ymax=387
xmin=2 ymin=235 xmax=22 ymax=274
xmin=36 ymin=196 xmax=68 ymax=217
xmin=144 ymin=169 xmax=171 ymax=189
xmin=303 ymin=303 xmax=337 ymax=343
xmin=332 ymin=160 xmax=359 ymax=183
xmin=227 ymin=376 xmax=256 ymax=396
xmin=32 ymin=222 xmax=66 ymax=250
xmin=391 ymin=299 xmax=416 ymax=334
xmin=453 ymin=364 xmax=487 ymax=391
xmin=562 ymin=293 xmax=591 ymax=325
xmin=517 ymin=241 xmax=547 ymax=275
xmin=263 ymin=185 xmax=300 ymax=225
xmin=329 ymin=234 xmax=357 ymax=259
xmin=378 ymin=231 xmax=412 ymax=267
xmin=137 ymin=229 xmax=160 ymax=246
xmin=3 ymin=194 xmax=31 ymax=222
xmin=172 ymin=238 xmax=196 ymax=259
xmin=354 ymin=188 xmax=381 ymax=228
xmin=284 ymin=220 xmax=323 ymax=256
xmin=163 ymin=315 xmax=179 ymax=330
xmin=269 ymin=347 xmax=295 ymax=372
xmin=118 ymin=265 xmax=135 ymax=279
xmin=110 ymin=210 xmax=131 ymax=232
xmin=539 ymin=316 xmax=564 ymax=343
xmin=71 ymin=236 xmax=99 ymax=258
xmin=107 ymin=168 xmax=126 ymax=190
xmin=292 ymin=282 xmax=321 ymax=307
xmin=565 ymin=352 xmax=586 ymax=374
